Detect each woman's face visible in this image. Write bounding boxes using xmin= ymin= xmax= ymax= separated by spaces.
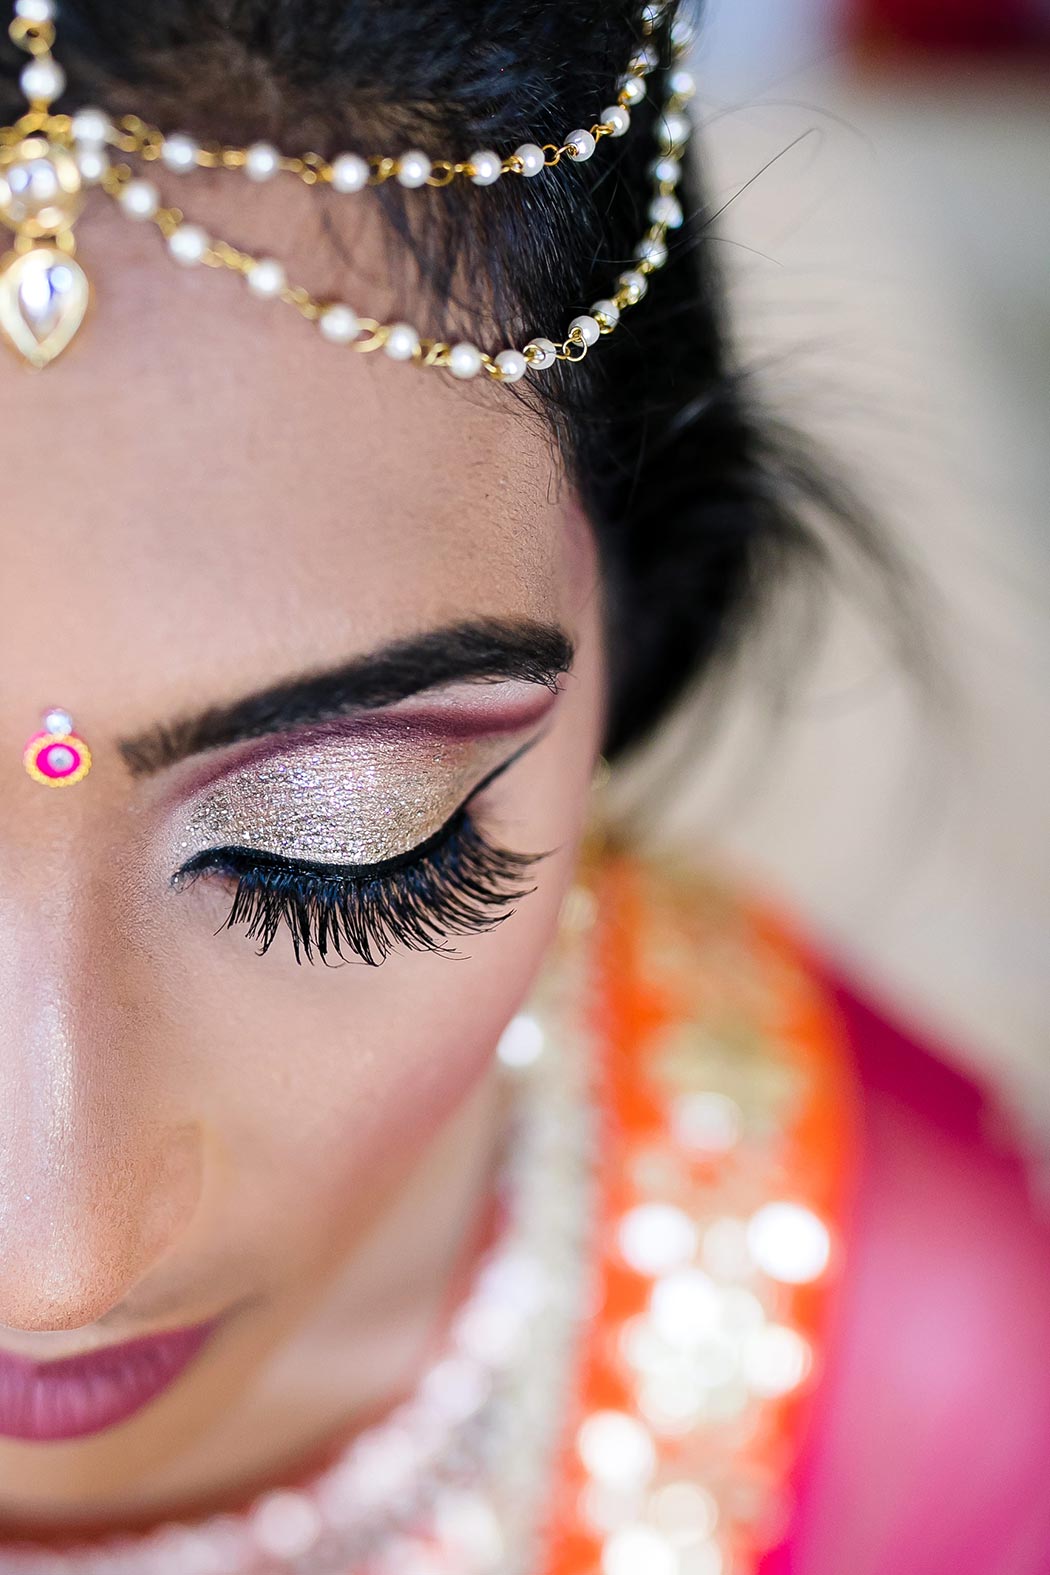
xmin=0 ymin=180 xmax=606 ymax=1517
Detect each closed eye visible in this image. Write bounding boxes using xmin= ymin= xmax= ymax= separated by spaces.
xmin=176 ymin=811 xmax=543 ymax=965
xmin=172 ymin=735 xmax=550 ymax=965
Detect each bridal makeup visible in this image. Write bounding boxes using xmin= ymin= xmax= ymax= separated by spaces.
xmin=174 ymin=709 xmax=545 ymax=870
xmin=146 ymin=638 xmax=570 ymax=962
xmin=169 ymin=702 xmax=552 ymax=962
xmin=0 ymin=134 xmax=607 ymax=1511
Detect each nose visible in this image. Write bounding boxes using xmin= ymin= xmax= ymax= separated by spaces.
xmin=0 ymin=917 xmax=203 ymax=1332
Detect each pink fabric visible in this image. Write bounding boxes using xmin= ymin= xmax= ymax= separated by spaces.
xmin=759 ymin=975 xmax=1050 ymax=1575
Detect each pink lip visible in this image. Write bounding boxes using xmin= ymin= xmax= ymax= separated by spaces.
xmin=0 ymin=1323 xmax=215 ymax=1442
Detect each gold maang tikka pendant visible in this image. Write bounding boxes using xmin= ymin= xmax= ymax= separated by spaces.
xmin=0 ymin=4 xmax=89 ymax=369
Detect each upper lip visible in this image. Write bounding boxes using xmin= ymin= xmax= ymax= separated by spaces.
xmin=0 ymin=1314 xmax=215 ymax=1365
xmin=0 ymin=1332 xmax=153 ymax=1364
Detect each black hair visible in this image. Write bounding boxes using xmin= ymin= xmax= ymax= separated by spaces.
xmin=0 ymin=0 xmax=903 ymax=758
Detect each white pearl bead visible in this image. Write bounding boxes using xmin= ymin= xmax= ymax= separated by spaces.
xmin=747 ymin=1202 xmax=830 ymax=1284
xmin=319 ymin=303 xmax=359 ymax=343
xmin=245 ymin=142 xmax=281 ymax=181
xmin=590 ymin=298 xmax=620 ymax=328
xmin=397 ymin=149 xmax=432 ymax=188
xmin=565 ymin=129 xmax=596 ymax=162
xmin=650 ymin=1268 xmax=720 ymax=1346
xmin=381 ymin=1538 xmax=447 ymax=1575
xmin=671 ymin=1091 xmax=742 ymax=1154
xmin=569 ymin=314 xmax=600 ymax=346
xmin=71 ymin=106 xmax=111 ymax=148
xmin=433 ymin=1492 xmax=504 ymax=1565
xmin=15 ymin=0 xmax=56 ymax=21
xmin=75 ymin=147 xmax=109 ymax=185
xmin=118 ymin=178 xmax=160 ymax=220
xmin=618 ymin=1203 xmax=696 ymax=1274
xmin=577 ymin=1410 xmax=656 ymax=1485
xmin=43 ymin=708 xmax=73 ymax=735
xmin=641 ymin=2 xmax=665 ymax=32
xmin=670 ymin=67 xmax=697 ymax=100
xmin=650 ymin=154 xmax=681 ymax=185
xmin=743 ymin=1323 xmax=812 ymax=1397
xmin=469 ymin=149 xmax=502 ymax=186
xmin=603 ymin=1526 xmax=678 ymax=1575
xmin=617 ymin=269 xmax=648 ymax=303
xmin=600 ymin=105 xmax=630 ymax=138
xmin=671 ymin=15 xmax=696 ymax=50
xmin=251 ymin=1491 xmax=323 ymax=1559
xmin=448 ymin=341 xmax=483 ymax=379
xmin=495 ymin=348 xmax=527 ymax=382
xmin=638 ymin=235 xmax=668 ymax=269
xmin=330 ymin=152 xmax=369 ymax=192
xmin=161 ymin=133 xmax=199 ymax=173
xmin=659 ymin=110 xmax=691 ymax=151
xmin=246 ymin=257 xmax=286 ymax=298
xmin=167 ymin=223 xmax=209 ymax=265
xmin=647 ymin=1482 xmax=719 ymax=1542
xmin=650 ymin=192 xmax=683 ymax=228
xmin=20 ymin=57 xmax=65 ymax=105
xmin=523 ymin=337 xmax=558 ymax=370
xmin=496 ymin=1013 xmax=545 ymax=1067
xmin=514 ymin=142 xmax=546 ymax=177
xmin=421 ymin=1353 xmax=491 ymax=1419
xmin=618 ymin=75 xmax=647 ymax=107
xmin=384 ymin=322 xmax=419 ymax=360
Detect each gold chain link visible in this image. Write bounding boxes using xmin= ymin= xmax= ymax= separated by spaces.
xmin=8 ymin=15 xmax=55 ymax=56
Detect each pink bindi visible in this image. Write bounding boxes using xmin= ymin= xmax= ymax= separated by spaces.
xmin=23 ymin=708 xmax=93 ymax=788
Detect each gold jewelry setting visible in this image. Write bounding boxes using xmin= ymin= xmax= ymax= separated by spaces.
xmin=0 ymin=3 xmax=89 ymax=367
xmin=0 ymin=0 xmax=696 ymax=382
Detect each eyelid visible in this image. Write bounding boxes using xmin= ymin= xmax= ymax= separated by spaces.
xmin=173 ymin=708 xmax=551 ymax=875
xmin=174 ymin=725 xmax=546 ymax=886
xmin=157 ymin=682 xmax=560 ymax=809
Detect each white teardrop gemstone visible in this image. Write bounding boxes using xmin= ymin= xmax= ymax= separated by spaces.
xmin=0 ymin=246 xmax=90 ymax=368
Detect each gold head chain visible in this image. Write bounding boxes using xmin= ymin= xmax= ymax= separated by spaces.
xmin=0 ymin=0 xmax=695 ymax=380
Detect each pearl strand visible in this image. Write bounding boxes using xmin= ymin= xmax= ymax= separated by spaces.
xmin=0 ymin=1 xmax=691 ymax=377
xmin=85 ymin=1 xmax=692 ymax=386
xmin=76 ymin=1 xmax=668 ymax=197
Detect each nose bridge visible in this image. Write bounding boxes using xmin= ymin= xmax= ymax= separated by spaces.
xmin=0 ymin=878 xmax=202 ymax=1331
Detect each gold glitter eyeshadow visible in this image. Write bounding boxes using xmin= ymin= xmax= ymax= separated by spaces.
xmin=176 ymin=723 xmax=519 ymax=867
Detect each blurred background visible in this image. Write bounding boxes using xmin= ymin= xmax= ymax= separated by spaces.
xmin=647 ymin=0 xmax=1049 ymax=1147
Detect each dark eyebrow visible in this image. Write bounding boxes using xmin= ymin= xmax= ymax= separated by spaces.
xmin=119 ymin=618 xmax=574 ymax=777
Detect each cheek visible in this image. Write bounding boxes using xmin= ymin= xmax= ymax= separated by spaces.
xmin=165 ymin=842 xmax=579 ymax=1282
xmin=143 ymin=638 xmax=603 ymax=1281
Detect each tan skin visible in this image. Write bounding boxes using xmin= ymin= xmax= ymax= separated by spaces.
xmin=0 ymin=175 xmax=606 ymax=1524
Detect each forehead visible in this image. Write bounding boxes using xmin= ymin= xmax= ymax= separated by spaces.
xmin=0 ymin=182 xmax=581 ymax=721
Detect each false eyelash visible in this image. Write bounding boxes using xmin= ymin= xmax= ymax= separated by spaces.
xmin=177 ymin=810 xmax=542 ymax=966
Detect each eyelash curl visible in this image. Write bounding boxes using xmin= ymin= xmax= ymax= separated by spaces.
xmin=178 ymin=810 xmax=542 ymax=966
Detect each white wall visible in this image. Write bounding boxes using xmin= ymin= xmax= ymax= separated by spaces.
xmin=698 ymin=0 xmax=840 ymax=89
xmin=634 ymin=16 xmax=1050 ymax=1140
